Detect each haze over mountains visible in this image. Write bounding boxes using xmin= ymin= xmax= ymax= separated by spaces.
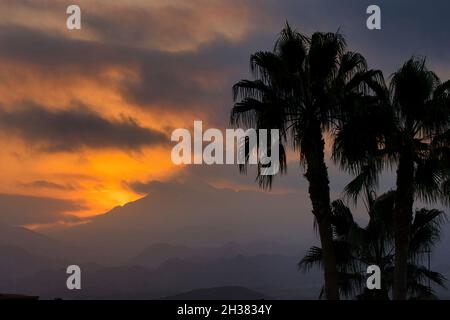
xmin=44 ymin=178 xmax=317 ymax=263
xmin=1 ymin=177 xmax=449 ymax=299
xmin=0 ymin=179 xmax=321 ymax=299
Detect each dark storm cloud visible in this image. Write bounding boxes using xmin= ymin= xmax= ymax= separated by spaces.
xmin=124 ymin=180 xmax=163 ymax=195
xmin=0 ymin=193 xmax=83 ymax=226
xmin=0 ymin=25 xmax=249 ymax=117
xmin=118 ymin=38 xmax=256 ymax=111
xmin=2 ymin=1 xmax=450 ymax=120
xmin=19 ymin=180 xmax=77 ymax=191
xmin=92 ymin=0 xmax=450 ymax=111
xmin=125 ymin=178 xmax=209 ymax=196
xmin=0 ymin=25 xmax=129 ymax=73
xmin=0 ymin=103 xmax=168 ymax=152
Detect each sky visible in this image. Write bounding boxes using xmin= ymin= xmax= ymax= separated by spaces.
xmin=0 ymin=0 xmax=449 ymax=230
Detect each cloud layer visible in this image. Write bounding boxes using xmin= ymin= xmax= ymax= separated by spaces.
xmin=0 ymin=103 xmax=167 ymax=152
xmin=0 ymin=0 xmax=449 ymax=220
xmin=0 ymin=193 xmax=83 ymax=226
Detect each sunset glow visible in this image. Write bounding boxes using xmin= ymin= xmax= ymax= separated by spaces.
xmin=0 ymin=0 xmax=273 ymax=220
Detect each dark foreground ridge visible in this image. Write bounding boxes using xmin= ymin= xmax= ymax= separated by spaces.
xmin=160 ymin=286 xmax=269 ymax=300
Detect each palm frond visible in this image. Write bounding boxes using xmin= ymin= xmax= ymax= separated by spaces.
xmin=298 ymin=246 xmax=323 ymax=272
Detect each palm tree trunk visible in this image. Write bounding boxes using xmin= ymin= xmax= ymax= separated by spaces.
xmin=393 ymin=152 xmax=414 ymax=300
xmin=304 ymin=123 xmax=339 ymax=300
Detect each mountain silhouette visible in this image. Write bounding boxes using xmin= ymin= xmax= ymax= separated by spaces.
xmin=44 ymin=180 xmax=314 ymax=264
xmin=0 ymin=244 xmax=321 ymax=299
xmin=161 ymin=286 xmax=268 ymax=300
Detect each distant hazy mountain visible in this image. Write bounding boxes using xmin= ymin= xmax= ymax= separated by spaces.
xmin=161 ymin=286 xmax=268 ymax=300
xmin=0 ymin=248 xmax=321 ymax=299
xmin=0 ymin=244 xmax=68 ymax=295
xmin=129 ymin=242 xmax=303 ymax=269
xmin=0 ymin=224 xmax=102 ymax=264
xmin=0 ymin=225 xmax=62 ymax=257
xmin=129 ymin=243 xmax=198 ymax=268
xmin=44 ymin=180 xmax=315 ymax=264
xmin=0 ymin=245 xmax=67 ymax=277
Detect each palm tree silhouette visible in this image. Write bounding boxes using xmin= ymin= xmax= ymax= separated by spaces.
xmin=231 ymin=23 xmax=383 ymax=300
xmin=335 ymin=57 xmax=450 ymax=299
xmin=299 ymin=190 xmax=447 ymax=300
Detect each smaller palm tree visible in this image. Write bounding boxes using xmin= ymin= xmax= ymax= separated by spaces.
xmin=299 ymin=190 xmax=447 ymax=299
xmin=334 ymin=57 xmax=450 ymax=299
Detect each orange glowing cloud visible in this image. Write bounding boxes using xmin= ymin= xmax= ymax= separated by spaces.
xmin=0 ymin=0 xmax=276 ymax=52
xmin=0 ymin=0 xmax=279 ymax=224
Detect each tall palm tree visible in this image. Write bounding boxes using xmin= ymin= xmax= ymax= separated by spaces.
xmin=300 ymin=191 xmax=447 ymax=299
xmin=231 ymin=23 xmax=383 ymax=300
xmin=335 ymin=57 xmax=450 ymax=299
